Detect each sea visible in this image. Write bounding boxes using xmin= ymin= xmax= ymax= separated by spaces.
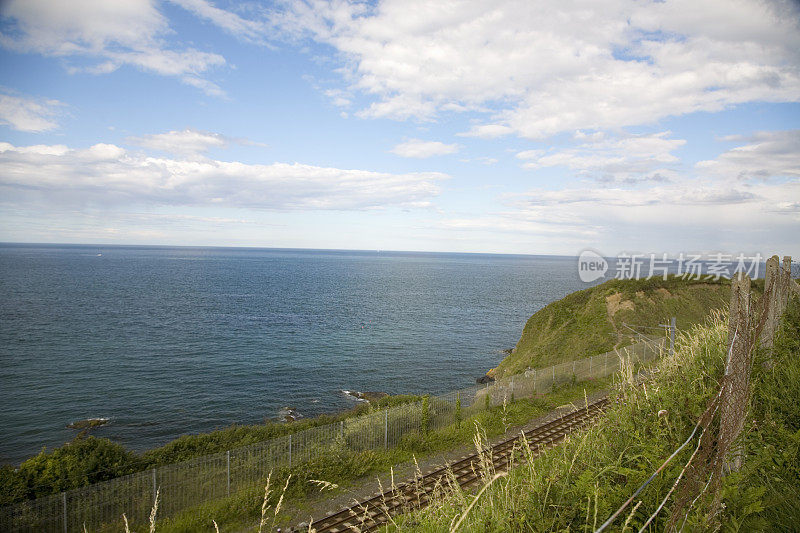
xmin=0 ymin=244 xmax=611 ymax=464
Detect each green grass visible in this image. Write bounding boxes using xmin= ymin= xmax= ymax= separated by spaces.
xmin=396 ymin=296 xmax=799 ymax=532
xmin=140 ymin=394 xmax=425 ymax=466
xmin=492 ymin=275 xmax=737 ymax=377
xmin=142 ymin=377 xmax=612 ymax=533
xmin=0 ymin=394 xmax=425 ymax=506
xmin=715 ymin=294 xmax=800 ymax=531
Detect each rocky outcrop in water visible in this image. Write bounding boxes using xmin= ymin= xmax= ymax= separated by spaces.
xmin=67 ymin=418 xmax=109 ymax=430
xmin=342 ymin=390 xmax=388 ymax=403
xmin=277 ymin=407 xmax=303 ymax=422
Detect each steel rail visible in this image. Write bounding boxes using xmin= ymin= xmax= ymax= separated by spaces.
xmin=310 ymin=397 xmax=609 ymax=533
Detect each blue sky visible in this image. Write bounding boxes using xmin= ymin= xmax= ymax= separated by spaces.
xmin=0 ymin=0 xmax=798 ymax=256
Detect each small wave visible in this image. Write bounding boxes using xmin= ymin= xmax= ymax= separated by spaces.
xmin=341 ymin=390 xmax=369 ymax=402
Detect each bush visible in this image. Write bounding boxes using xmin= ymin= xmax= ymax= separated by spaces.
xmin=421 ymin=395 xmax=430 ymax=434
xmin=0 ymin=395 xmax=422 ymax=506
xmin=0 ymin=435 xmax=140 ymax=505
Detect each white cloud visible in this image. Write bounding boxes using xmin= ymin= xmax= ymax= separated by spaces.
xmin=436 ymin=179 xmax=799 ymax=254
xmin=697 ymin=130 xmax=800 ymax=181
xmin=458 ymin=124 xmax=514 ymax=139
xmin=324 ymin=88 xmax=352 ymax=108
xmin=128 ymin=129 xmax=229 ymax=155
xmin=279 ymin=0 xmax=800 ymax=138
xmin=436 ymin=128 xmax=800 ymax=253
xmin=517 ymin=131 xmax=687 ymax=183
xmin=390 ymin=138 xmax=460 ymax=158
xmin=167 ymin=0 xmax=267 ymax=44
xmin=127 ymin=128 xmax=269 ymax=154
xmin=0 ymin=0 xmax=226 ymax=95
xmin=0 ymin=141 xmax=449 ymax=211
xmin=0 ymin=89 xmax=63 ymax=132
xmin=507 ymin=185 xmax=759 ymax=209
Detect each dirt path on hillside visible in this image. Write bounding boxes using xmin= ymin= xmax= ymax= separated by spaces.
xmin=606 ymin=292 xmax=635 ymax=349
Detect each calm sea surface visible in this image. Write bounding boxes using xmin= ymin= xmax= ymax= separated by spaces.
xmin=0 ymin=244 xmax=590 ymax=464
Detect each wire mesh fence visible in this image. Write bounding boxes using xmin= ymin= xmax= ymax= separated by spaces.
xmin=478 ymin=336 xmax=666 ymax=407
xmin=0 ymin=336 xmax=666 ymax=532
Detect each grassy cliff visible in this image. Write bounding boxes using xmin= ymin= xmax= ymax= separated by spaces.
xmin=491 ymin=275 xmax=743 ymax=378
xmin=403 ymin=295 xmax=800 ymax=532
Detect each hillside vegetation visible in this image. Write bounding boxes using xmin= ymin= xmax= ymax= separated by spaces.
xmin=0 ymin=394 xmax=423 ymax=506
xmin=491 ymin=275 xmax=747 ymax=378
xmin=402 ymin=295 xmax=800 ymax=531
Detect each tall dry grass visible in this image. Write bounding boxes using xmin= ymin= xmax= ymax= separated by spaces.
xmin=390 ymin=313 xmax=731 ymax=531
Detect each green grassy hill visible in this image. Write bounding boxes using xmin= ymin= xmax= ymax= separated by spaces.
xmin=405 ymin=294 xmax=800 ymax=532
xmin=490 ymin=276 xmax=750 ymax=378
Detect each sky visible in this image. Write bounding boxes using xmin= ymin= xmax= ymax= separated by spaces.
xmin=0 ymin=0 xmax=798 ymax=257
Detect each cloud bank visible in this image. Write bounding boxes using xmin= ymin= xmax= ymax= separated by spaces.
xmin=0 ymin=141 xmax=448 ymax=210
xmin=517 ymin=131 xmax=687 ymax=183
xmin=0 ymin=0 xmax=226 ymax=95
xmin=279 ymin=0 xmax=800 ymax=138
xmin=697 ymin=130 xmax=800 ymax=181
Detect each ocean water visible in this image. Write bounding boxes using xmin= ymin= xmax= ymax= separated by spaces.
xmin=0 ymin=244 xmax=590 ymax=465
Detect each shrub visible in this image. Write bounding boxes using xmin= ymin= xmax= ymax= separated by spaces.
xmin=421 ymin=395 xmax=430 ymax=434
xmin=1 ymin=435 xmax=140 ymax=505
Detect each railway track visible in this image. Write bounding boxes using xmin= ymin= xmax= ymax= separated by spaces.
xmin=309 ymin=397 xmax=609 ymax=533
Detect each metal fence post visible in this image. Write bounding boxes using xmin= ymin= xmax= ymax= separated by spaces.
xmin=62 ymin=491 xmax=67 ymax=533
xmin=572 ymin=360 xmax=576 ymax=378
xmin=226 ymin=450 xmax=230 ymax=497
xmin=152 ymin=468 xmax=157 ymax=505
xmin=670 ymin=316 xmax=676 ymax=356
xmin=288 ymin=434 xmax=292 ymax=468
xmin=589 ymin=356 xmax=593 ymax=376
xmin=384 ymin=409 xmax=389 ymax=448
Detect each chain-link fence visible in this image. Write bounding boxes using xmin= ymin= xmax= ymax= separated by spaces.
xmin=478 ymin=337 xmax=666 ymax=407
xmin=0 ymin=337 xmax=666 ymax=532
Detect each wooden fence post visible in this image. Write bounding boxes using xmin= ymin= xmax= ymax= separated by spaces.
xmin=760 ymin=255 xmax=780 ymax=348
xmin=722 ymin=271 xmax=751 ymax=472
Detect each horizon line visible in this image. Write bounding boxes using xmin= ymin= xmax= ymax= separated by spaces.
xmin=0 ymin=241 xmax=580 ymax=259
